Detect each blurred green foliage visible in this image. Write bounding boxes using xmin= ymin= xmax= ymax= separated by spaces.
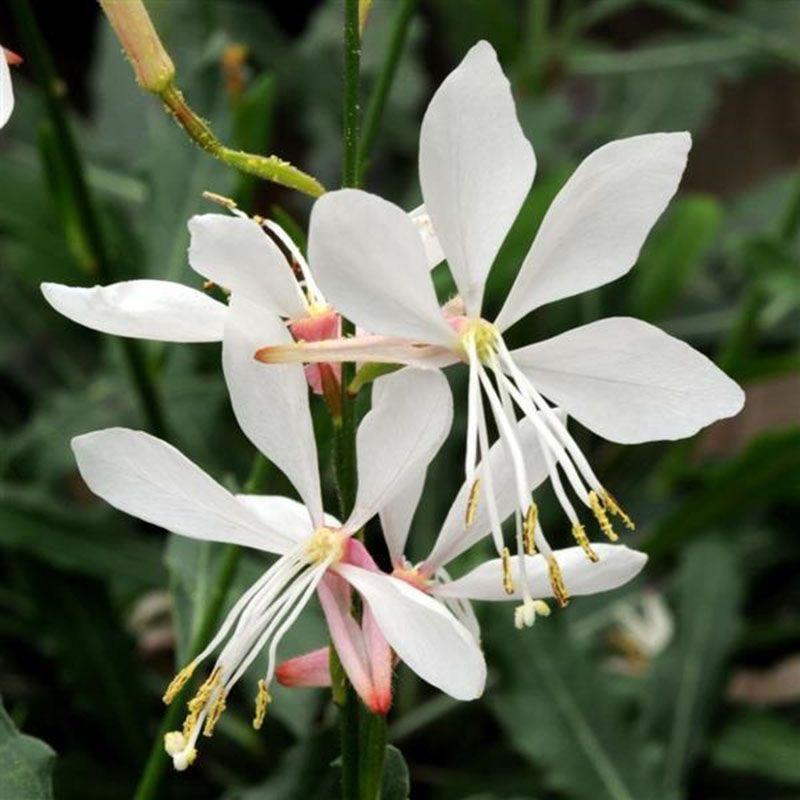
xmin=0 ymin=1 xmax=799 ymax=798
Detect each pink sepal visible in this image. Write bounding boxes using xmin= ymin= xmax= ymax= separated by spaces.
xmin=276 ymin=646 xmax=332 ymax=687
xmin=289 ymin=308 xmax=341 ymax=394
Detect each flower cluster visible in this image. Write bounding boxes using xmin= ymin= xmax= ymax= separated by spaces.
xmin=44 ymin=41 xmax=742 ymax=770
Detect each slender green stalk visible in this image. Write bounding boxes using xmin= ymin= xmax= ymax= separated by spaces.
xmin=11 ymin=0 xmax=169 ymax=438
xmin=337 ymin=3 xmax=392 ymax=798
xmin=98 ymin=0 xmax=324 ymax=197
xmin=357 ymin=0 xmax=417 ymax=182
xmin=133 ymin=454 xmax=268 ymax=800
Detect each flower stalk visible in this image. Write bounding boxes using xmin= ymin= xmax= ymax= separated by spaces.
xmin=98 ymin=0 xmax=325 ymax=198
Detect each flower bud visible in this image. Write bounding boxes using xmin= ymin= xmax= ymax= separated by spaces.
xmin=99 ymin=0 xmax=174 ymax=93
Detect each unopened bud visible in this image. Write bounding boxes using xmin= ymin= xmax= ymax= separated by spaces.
xmin=99 ymin=0 xmax=175 ymax=92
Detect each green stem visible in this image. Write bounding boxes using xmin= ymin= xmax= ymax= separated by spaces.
xmin=338 ymin=3 xmax=391 ymax=798
xmin=133 ymin=454 xmax=268 ymax=800
xmin=9 ymin=0 xmax=169 ymax=439
xmin=357 ymin=0 xmax=417 ymax=183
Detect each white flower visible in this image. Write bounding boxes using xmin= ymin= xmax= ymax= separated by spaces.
xmin=1 ymin=47 xmax=21 ymax=129
xmin=255 ymin=41 xmax=744 ymax=595
xmin=72 ymin=355 xmax=484 ymax=770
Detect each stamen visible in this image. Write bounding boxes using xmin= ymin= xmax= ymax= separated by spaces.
xmin=547 ymin=556 xmax=570 ymax=608
xmin=465 ymin=478 xmax=481 ymax=527
xmin=571 ymin=521 xmax=599 ymax=562
xmin=589 ymin=490 xmax=619 ymax=542
xmin=182 ymin=667 xmax=222 ymax=737
xmin=253 ymin=679 xmax=271 ymax=730
xmin=163 ymin=661 xmax=196 ymax=705
xmin=501 ymin=547 xmax=514 ymax=595
xmin=202 ymin=190 xmax=237 ymax=210
xmin=602 ymin=490 xmax=636 ymax=531
xmin=202 ymin=690 xmax=227 ymax=737
xmin=523 ymin=503 xmax=538 ymax=555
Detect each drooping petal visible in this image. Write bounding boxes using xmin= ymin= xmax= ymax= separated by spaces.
xmin=336 ymin=564 xmax=486 ymax=700
xmin=276 ymin=647 xmax=332 ymax=687
xmin=223 ymin=296 xmax=323 ymax=523
xmin=495 ymin=132 xmax=691 ymax=331
xmin=511 ymin=317 xmax=744 ymax=444
xmin=256 ymin=334 xmax=459 ymax=371
xmin=188 ymin=213 xmax=306 ymax=318
xmin=317 ymin=573 xmax=392 ymax=714
xmin=423 ymin=415 xmax=558 ymax=572
xmin=41 ymin=280 xmax=227 ymax=342
xmin=435 ymin=544 xmax=647 ymax=601
xmin=0 ymin=50 xmax=13 ymax=128
xmin=308 ymin=189 xmax=457 ymax=347
xmin=235 ymin=495 xmax=341 ymax=543
xmin=379 ymin=469 xmax=426 ymax=565
xmin=408 ymin=204 xmax=445 ymax=269
xmin=72 ymin=428 xmax=294 ymax=554
xmin=419 ymin=40 xmax=535 ymax=316
xmin=346 ymin=369 xmax=453 ymax=532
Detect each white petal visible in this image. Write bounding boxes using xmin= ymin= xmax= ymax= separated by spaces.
xmin=337 ymin=564 xmax=486 ymax=700
xmin=512 ymin=317 xmax=744 ymax=444
xmin=188 ymin=214 xmax=306 ymax=318
xmin=435 ymin=544 xmax=647 ymax=601
xmin=309 ymin=189 xmax=457 ymax=347
xmin=41 ymin=280 xmax=226 ymax=342
xmin=424 ymin=414 xmax=558 ymax=572
xmin=496 ymin=132 xmax=691 ymax=331
xmin=408 ymin=204 xmax=445 ymax=269
xmin=379 ymin=469 xmax=426 ymax=564
xmin=419 ymin=41 xmax=535 ymax=315
xmin=347 ymin=369 xmax=452 ymax=532
xmin=72 ymin=428 xmax=294 ymax=553
xmin=0 ymin=53 xmax=13 ymax=129
xmin=223 ymin=295 xmax=323 ymax=523
xmin=235 ymin=495 xmax=341 ymax=542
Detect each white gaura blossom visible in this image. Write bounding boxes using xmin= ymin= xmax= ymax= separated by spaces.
xmin=256 ymin=41 xmax=744 ymax=599
xmin=1 ymin=46 xmax=22 ymax=129
xmin=277 ymin=407 xmax=648 ymax=697
xmin=72 ymin=341 xmax=484 ymax=770
xmin=40 ymin=202 xmax=438 ymax=394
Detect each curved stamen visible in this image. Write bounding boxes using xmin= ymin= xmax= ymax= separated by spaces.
xmin=263 ymin=218 xmax=325 ymax=309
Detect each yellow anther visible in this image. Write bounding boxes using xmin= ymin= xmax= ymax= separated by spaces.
xmin=571 ymin=522 xmax=599 ymax=562
xmin=163 ymin=662 xmax=196 ymax=705
xmin=202 ymin=190 xmax=237 ymax=209
xmin=589 ymin=490 xmax=618 ymax=542
xmin=182 ymin=666 xmax=222 ymax=736
xmin=547 ymin=555 xmax=570 ymax=608
xmin=523 ymin=503 xmax=538 ymax=555
xmin=602 ymin=490 xmax=636 ymax=531
xmin=501 ymin=547 xmax=515 ymax=595
xmin=253 ymin=679 xmax=271 ymax=730
xmin=465 ymin=479 xmax=481 ymax=527
xmin=202 ymin=690 xmax=227 ymax=737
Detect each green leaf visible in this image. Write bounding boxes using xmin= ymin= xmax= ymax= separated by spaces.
xmin=647 ymin=429 xmax=800 ymax=560
xmin=488 ymin=611 xmax=660 ymax=800
xmin=632 ymin=195 xmax=723 ymax=321
xmin=380 ymin=745 xmax=410 ymax=800
xmin=711 ymin=711 xmax=800 ymax=786
xmin=642 ymin=539 xmax=743 ymax=794
xmin=0 ymin=699 xmax=55 ymax=800
xmin=0 ymin=483 xmax=165 ymax=588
